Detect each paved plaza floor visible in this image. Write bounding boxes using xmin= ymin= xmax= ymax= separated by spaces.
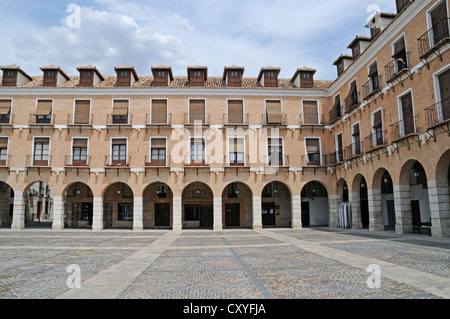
xmin=0 ymin=227 xmax=449 ymax=299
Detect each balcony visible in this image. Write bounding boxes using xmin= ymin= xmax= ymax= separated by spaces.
xmin=106 ymin=114 xmax=133 ymax=132
xmin=299 ymin=114 xmax=326 ymax=126
xmin=145 ymin=155 xmax=170 ymax=167
xmin=362 ymin=76 xmax=382 ymax=101
xmin=65 ymin=155 xmax=91 ymax=167
xmin=263 ymin=155 xmax=289 ymax=175
xmin=344 ymin=142 xmax=364 ymax=160
xmin=329 ymin=104 xmax=343 ymax=124
xmin=262 ymin=113 xmax=288 ymax=127
xmin=364 ymin=130 xmax=387 ymax=153
xmin=105 ymin=156 xmax=131 ymax=176
xmin=224 ymin=155 xmax=250 ymax=176
xmin=28 ymin=114 xmax=55 ymax=132
xmin=301 ymin=154 xmax=329 ymax=167
xmin=146 ymin=113 xmax=172 ymax=130
xmin=223 ymin=113 xmax=249 ymax=127
xmin=26 ymin=155 xmax=53 ymax=175
xmin=0 ymin=114 xmax=13 ymax=125
xmin=67 ymin=114 xmax=94 ymax=133
xmin=344 ymin=93 xmax=360 ymax=114
xmin=184 ymin=155 xmax=210 ymax=167
xmin=425 ymin=97 xmax=450 ymax=139
xmin=417 ymin=18 xmax=450 ymax=61
xmin=0 ymin=155 xmax=11 ymax=168
xmin=385 ymin=52 xmax=411 ymax=84
xmin=329 ymin=151 xmax=344 ymax=165
xmin=184 ymin=113 xmax=210 ymax=127
xmin=390 ymin=116 xmax=419 ymax=142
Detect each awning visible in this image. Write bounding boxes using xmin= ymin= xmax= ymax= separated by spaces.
xmin=72 ymin=138 xmax=88 ymax=148
xmin=306 ymin=139 xmax=320 ymax=154
xmin=151 ymin=100 xmax=167 ymax=123
xmin=35 ymin=100 xmax=52 ymax=116
xmin=0 ymin=100 xmax=11 ymax=115
xmin=112 ymin=100 xmax=129 ymax=116
xmin=151 ymin=138 xmax=166 ymax=149
xmin=266 ymin=100 xmax=282 ymax=124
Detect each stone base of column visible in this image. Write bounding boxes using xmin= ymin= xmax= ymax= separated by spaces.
xmin=172 ymin=224 xmax=182 ymax=231
xmin=11 ymin=221 xmax=24 ymax=231
xmin=133 ymin=225 xmax=144 ymax=231
xmin=213 ymin=224 xmax=223 ymax=231
xmin=252 ymin=223 xmax=263 ymax=230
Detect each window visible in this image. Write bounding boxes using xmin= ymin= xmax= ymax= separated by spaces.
xmin=121 ymin=71 xmax=128 ymax=77
xmin=190 ymin=139 xmax=205 ymax=165
xmin=189 ymin=100 xmax=206 ymax=123
xmin=368 ymin=62 xmax=380 ymax=92
xmin=151 ymin=100 xmax=168 ymax=124
xmin=0 ymin=138 xmax=8 ymax=166
xmin=430 ymin=1 xmax=449 ymax=47
xmin=438 ymin=68 xmax=450 ymax=122
xmin=74 ymin=100 xmax=91 ymax=124
xmin=303 ymin=101 xmax=319 ymax=124
xmin=228 ymin=100 xmax=244 ymax=124
xmin=267 ymin=72 xmax=274 ymax=78
xmin=352 ymin=123 xmax=362 ymax=156
xmin=229 ymin=137 xmax=245 ymax=166
xmin=227 ymin=183 xmax=239 ymax=198
xmin=33 ymin=138 xmax=50 ymax=166
xmin=35 ymin=100 xmax=52 ymax=124
xmin=332 ymin=95 xmax=342 ymax=120
xmin=0 ymin=100 xmax=12 ymax=124
xmin=393 ymin=36 xmax=408 ymax=73
xmin=345 ymin=80 xmax=359 ymax=112
xmin=372 ymin=110 xmax=384 ymax=147
xmin=305 ymin=138 xmax=321 ymax=166
xmin=336 ymin=133 xmax=343 ymax=162
xmin=262 ymin=183 xmax=273 ymax=198
xmin=112 ymin=100 xmax=129 ymax=124
xmin=111 ymin=139 xmax=127 ymax=165
xmin=150 ymin=138 xmax=166 ymax=166
xmin=118 ymin=203 xmax=133 ymax=221
xmin=72 ymin=138 xmax=88 ymax=165
xmin=158 ymin=71 xmax=165 ymax=77
xmin=266 ymin=100 xmax=282 ymax=124
xmin=268 ymin=138 xmax=283 ymax=166
xmin=399 ymin=92 xmax=415 ymax=136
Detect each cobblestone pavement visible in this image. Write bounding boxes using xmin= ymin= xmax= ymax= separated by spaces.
xmin=0 ymin=227 xmax=448 ymax=299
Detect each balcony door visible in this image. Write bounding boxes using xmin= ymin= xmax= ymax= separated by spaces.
xmin=33 ymin=138 xmax=50 ymax=166
xmin=430 ymin=1 xmax=449 ymax=46
xmin=112 ymin=139 xmax=127 ymax=165
xmin=438 ymin=68 xmax=450 ymax=121
xmin=400 ymin=92 xmax=415 ymax=136
xmin=268 ymin=138 xmax=283 ymax=166
xmin=190 ymin=139 xmax=205 ymax=165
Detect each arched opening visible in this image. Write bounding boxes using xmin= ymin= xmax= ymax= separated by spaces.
xmin=261 ymin=182 xmax=291 ymax=228
xmin=103 ymin=182 xmax=134 ymax=229
xmin=301 ymin=181 xmax=329 ymax=227
xmin=409 ymin=161 xmax=431 ymax=233
xmin=182 ymin=182 xmax=213 ymax=229
xmin=431 ymin=150 xmax=450 ymax=237
xmin=24 ymin=182 xmax=54 ymax=228
xmin=381 ymin=170 xmax=396 ymax=230
xmin=143 ymin=182 xmax=173 ymax=229
xmin=63 ymin=182 xmax=94 ymax=228
xmin=0 ymin=182 xmax=14 ymax=228
xmin=222 ymin=182 xmax=252 ymax=228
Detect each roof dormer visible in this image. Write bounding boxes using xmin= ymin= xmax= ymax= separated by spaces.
xmin=40 ymin=65 xmax=70 ymax=87
xmin=188 ymin=66 xmax=208 ymax=87
xmin=0 ymin=65 xmax=32 ymax=87
xmin=347 ymin=36 xmax=372 ymax=59
xmin=115 ymin=66 xmax=139 ymax=87
xmin=223 ymin=66 xmax=244 ymax=87
xmin=257 ymin=67 xmax=280 ymax=88
xmin=151 ymin=65 xmax=174 ymax=87
xmin=291 ymin=68 xmax=316 ymax=89
xmin=365 ymin=12 xmax=397 ymax=40
xmin=77 ymin=65 xmax=104 ymax=87
xmin=333 ymin=55 xmax=353 ymax=77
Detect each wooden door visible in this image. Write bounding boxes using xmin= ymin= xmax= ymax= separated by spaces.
xmin=155 ymin=203 xmax=170 ymax=227
xmin=199 ymin=206 xmax=213 ymax=229
xmin=431 ymin=1 xmax=449 ymax=45
xmin=411 ymin=200 xmax=421 ymax=227
xmin=439 ymin=68 xmax=450 ymax=121
xmin=262 ymin=203 xmax=276 ymax=227
xmin=301 ymin=202 xmax=310 ymax=227
xmin=225 ymin=204 xmax=240 ymax=227
xmin=401 ymin=93 xmax=415 ymax=135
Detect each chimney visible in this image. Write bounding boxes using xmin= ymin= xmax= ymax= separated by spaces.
xmin=115 ymin=66 xmax=139 ymax=87
xmin=257 ymin=67 xmax=280 ymax=88
xmin=0 ymin=65 xmax=32 ymax=87
xmin=40 ymin=65 xmax=70 ymax=87
xmin=151 ymin=65 xmax=174 ymax=87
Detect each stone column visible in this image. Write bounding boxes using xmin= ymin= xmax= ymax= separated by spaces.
xmin=172 ymin=196 xmax=182 ymax=231
xmin=328 ymin=195 xmax=340 ymax=228
xmin=252 ymin=196 xmax=262 ymax=230
xmin=133 ymin=197 xmax=143 ymax=231
xmin=368 ymin=189 xmax=384 ymax=231
xmin=213 ymin=197 xmax=222 ymax=231
xmin=393 ymin=184 xmax=412 ymax=234
xmin=349 ymin=192 xmax=362 ymax=229
xmin=291 ymin=195 xmax=302 ymax=229
xmin=11 ymin=191 xmax=25 ymax=231
xmin=92 ymin=197 xmax=104 ymax=231
xmin=427 ymin=180 xmax=450 ymax=238
xmin=52 ymin=196 xmax=65 ymax=230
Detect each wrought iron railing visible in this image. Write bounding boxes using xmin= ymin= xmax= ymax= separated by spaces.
xmin=362 ymin=75 xmax=382 ymax=100
xmin=145 ymin=155 xmax=170 ymax=167
xmin=29 ymin=114 xmax=55 ymax=125
xmin=385 ymin=52 xmax=410 ymax=83
xmin=184 ymin=155 xmax=210 ymax=166
xmin=26 ymin=155 xmax=53 ymax=167
xmin=418 ymin=18 xmax=450 ymax=58
xmin=223 ymin=113 xmax=249 ymax=126
xmin=425 ymin=97 xmax=450 ymax=128
xmin=184 ymin=113 xmax=210 ymax=125
xmin=364 ymin=130 xmax=387 ymax=152
xmin=301 ymin=154 xmax=329 ymax=167
xmin=344 ymin=142 xmax=364 ymax=160
xmin=262 ymin=113 xmax=288 ymax=126
xmin=146 ymin=113 xmax=172 ymax=125
xmin=105 ymin=156 xmax=131 ymax=167
xmin=67 ymin=114 xmax=93 ymax=125
xmin=0 ymin=114 xmax=13 ymax=124
xmin=107 ymin=114 xmax=133 ymax=125
xmin=329 ymin=104 xmax=343 ymax=124
xmin=263 ymin=155 xmax=289 ymax=167
xmin=299 ymin=114 xmax=326 ymax=125
xmin=65 ymin=155 xmax=91 ymax=167
xmin=390 ymin=116 xmax=418 ymax=141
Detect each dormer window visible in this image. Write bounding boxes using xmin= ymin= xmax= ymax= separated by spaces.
xmin=188 ymin=66 xmax=208 ymax=87
xmin=115 ymin=66 xmax=138 ymax=87
xmin=258 ymin=67 xmax=280 ymax=88
xmin=41 ymin=66 xmax=69 ymax=87
xmin=151 ymin=66 xmax=173 ymax=87
xmin=223 ymin=66 xmax=244 ymax=87
xmin=1 ymin=65 xmax=32 ymax=87
xmin=77 ymin=66 xmax=104 ymax=87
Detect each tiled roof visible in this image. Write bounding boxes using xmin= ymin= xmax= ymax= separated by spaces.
xmin=347 ymin=36 xmax=372 ymax=48
xmin=0 ymin=65 xmax=33 ymax=80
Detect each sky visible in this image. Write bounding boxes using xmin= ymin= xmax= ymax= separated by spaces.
xmin=0 ymin=0 xmax=397 ymax=81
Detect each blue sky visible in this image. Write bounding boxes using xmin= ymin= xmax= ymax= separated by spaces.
xmin=0 ymin=0 xmax=397 ymax=80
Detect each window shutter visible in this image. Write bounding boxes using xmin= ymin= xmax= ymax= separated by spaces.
xmin=369 ymin=63 xmax=378 ymax=76
xmin=35 ymin=137 xmax=50 ymax=144
xmin=228 ymin=100 xmax=244 ymax=123
xmin=266 ymin=100 xmax=282 ymax=124
xmin=74 ymin=100 xmax=90 ymax=124
xmin=373 ymin=110 xmax=383 ymax=128
xmin=112 ymin=100 xmax=129 ymax=116
xmin=35 ymin=100 xmax=52 ymax=116
xmin=0 ymin=100 xmax=12 ymax=115
xmin=306 ymin=139 xmax=320 ymax=154
xmin=189 ymin=100 xmax=205 ymax=122
xmin=0 ymin=138 xmax=8 ymax=148
xmin=393 ymin=37 xmax=406 ymax=57
xmin=112 ymin=138 xmax=127 ymax=146
xmin=352 ymin=124 xmax=360 ymax=136
xmin=303 ymin=101 xmax=319 ymax=124
xmin=151 ymin=100 xmax=167 ymax=124
xmin=151 ymin=138 xmax=166 ymax=149
xmin=72 ymin=138 xmax=88 ymax=148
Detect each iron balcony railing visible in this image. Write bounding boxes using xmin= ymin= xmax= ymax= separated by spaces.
xmin=223 ymin=113 xmax=249 ymax=126
xmin=0 ymin=114 xmax=13 ymax=125
xmin=301 ymin=154 xmax=329 ymax=167
xmin=344 ymin=142 xmax=364 ymax=160
xmin=385 ymin=52 xmax=410 ymax=83
xmin=67 ymin=114 xmax=94 ymax=125
xmin=329 ymin=151 xmax=344 ymax=165
xmin=184 ymin=155 xmax=210 ymax=167
xmin=263 ymin=155 xmax=289 ymax=167
xmin=29 ymin=114 xmax=55 ymax=125
xmin=184 ymin=113 xmax=210 ymax=125
xmin=344 ymin=92 xmax=360 ymax=114
xmin=329 ymin=104 xmax=343 ymax=124
xmin=224 ymin=154 xmax=250 ymax=167
xmin=146 ymin=113 xmax=172 ymax=125
xmin=145 ymin=155 xmax=170 ymax=167
xmin=425 ymin=97 xmax=450 ymax=129
xmin=299 ymin=114 xmax=326 ymax=126
xmin=105 ymin=156 xmax=131 ymax=167
xmin=0 ymin=155 xmax=11 ymax=167
xmin=26 ymin=155 xmax=53 ymax=167
xmin=364 ymin=130 xmax=387 ymax=152
xmin=107 ymin=114 xmax=133 ymax=125
xmin=262 ymin=113 xmax=288 ymax=126
xmin=390 ymin=116 xmax=418 ymax=141
xmin=362 ymin=75 xmax=382 ymax=100
xmin=65 ymin=155 xmax=91 ymax=167
xmin=418 ymin=18 xmax=450 ymax=59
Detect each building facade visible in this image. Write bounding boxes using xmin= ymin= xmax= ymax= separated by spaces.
xmin=0 ymin=0 xmax=449 ymax=237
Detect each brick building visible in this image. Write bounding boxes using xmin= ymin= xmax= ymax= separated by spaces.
xmin=0 ymin=0 xmax=449 ymax=237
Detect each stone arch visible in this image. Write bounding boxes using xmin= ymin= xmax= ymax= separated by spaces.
xmin=61 ymin=182 xmax=94 ymax=229
xmin=300 ymin=181 xmax=329 ymax=227
xmin=182 ymin=182 xmax=214 ymax=229
xmin=261 ymin=181 xmax=292 ymax=228
xmin=142 ymin=182 xmax=173 ymax=229
xmin=103 ymin=182 xmax=134 ymax=229
xmin=222 ymin=182 xmax=253 ymax=228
